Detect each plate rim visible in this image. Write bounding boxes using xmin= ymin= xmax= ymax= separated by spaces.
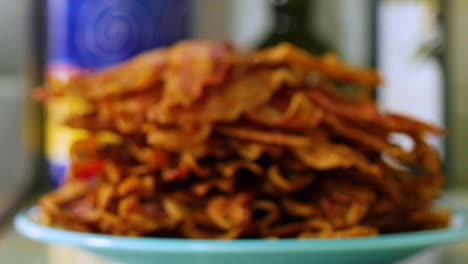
xmin=14 ymin=207 xmax=468 ymax=253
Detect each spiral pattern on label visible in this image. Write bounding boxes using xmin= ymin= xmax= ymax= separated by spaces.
xmin=75 ymin=0 xmax=154 ymax=68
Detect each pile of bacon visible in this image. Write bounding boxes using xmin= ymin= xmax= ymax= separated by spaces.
xmin=38 ymin=41 xmax=449 ymax=239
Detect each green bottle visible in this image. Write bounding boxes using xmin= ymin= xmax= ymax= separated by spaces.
xmin=257 ymin=0 xmax=331 ymax=55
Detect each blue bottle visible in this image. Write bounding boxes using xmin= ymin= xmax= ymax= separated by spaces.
xmin=46 ymin=0 xmax=192 ymax=186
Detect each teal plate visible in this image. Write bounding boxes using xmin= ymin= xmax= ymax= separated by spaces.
xmin=15 ymin=207 xmax=468 ymax=264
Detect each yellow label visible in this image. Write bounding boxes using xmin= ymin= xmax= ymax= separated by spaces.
xmin=46 ymin=96 xmax=90 ymax=164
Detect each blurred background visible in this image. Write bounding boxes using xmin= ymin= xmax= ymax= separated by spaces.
xmin=0 ymin=0 xmax=467 ymax=263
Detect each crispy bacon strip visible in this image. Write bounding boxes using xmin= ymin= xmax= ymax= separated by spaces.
xmin=251 ymin=43 xmax=381 ymax=88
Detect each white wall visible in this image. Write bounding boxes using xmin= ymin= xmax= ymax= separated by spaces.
xmin=447 ymin=0 xmax=468 ymax=184
xmin=194 ymin=0 xmax=233 ymax=40
xmin=0 ymin=0 xmax=28 ymax=73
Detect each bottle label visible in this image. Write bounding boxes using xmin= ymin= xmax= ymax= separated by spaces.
xmin=46 ymin=0 xmax=192 ymax=186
